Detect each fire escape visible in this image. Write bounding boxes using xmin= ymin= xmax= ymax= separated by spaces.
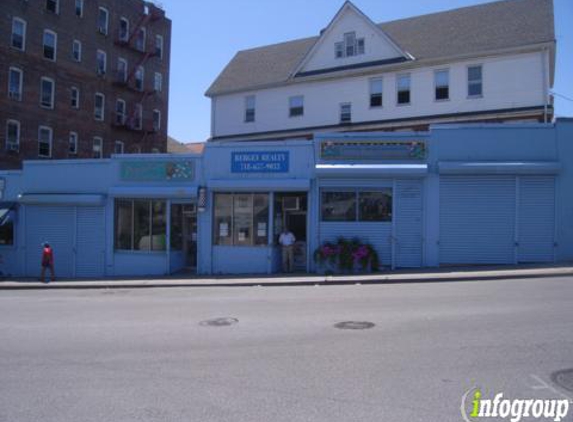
xmin=113 ymin=2 xmax=163 ymax=150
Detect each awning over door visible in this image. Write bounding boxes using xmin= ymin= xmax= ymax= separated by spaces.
xmin=17 ymin=194 xmax=105 ymax=206
xmin=208 ymin=179 xmax=310 ymax=192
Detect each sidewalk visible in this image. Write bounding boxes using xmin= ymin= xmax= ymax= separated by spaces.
xmin=1 ymin=263 xmax=573 ymax=290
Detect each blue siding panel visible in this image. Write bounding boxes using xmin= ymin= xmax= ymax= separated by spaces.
xmin=76 ymin=207 xmax=106 ymax=278
xmin=395 ymin=180 xmax=423 ymax=267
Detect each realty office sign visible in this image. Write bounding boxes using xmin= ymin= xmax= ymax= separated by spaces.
xmin=231 ymin=151 xmax=289 ymax=173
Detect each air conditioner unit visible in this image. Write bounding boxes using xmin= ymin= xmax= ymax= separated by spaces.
xmin=283 ymin=197 xmax=300 ymax=211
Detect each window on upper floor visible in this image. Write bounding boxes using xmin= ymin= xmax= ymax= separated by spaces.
xmin=94 ymin=93 xmax=105 ymax=121
xmin=40 ymin=77 xmax=55 ymax=109
xmin=397 ymin=74 xmax=411 ymax=105
xmin=153 ymin=109 xmax=161 ymax=131
xmin=46 ymin=0 xmax=59 ymax=14
xmin=155 ymin=35 xmax=164 ymax=59
xmin=70 ymin=86 xmax=79 ymax=108
xmin=115 ymin=99 xmax=126 ymax=125
xmin=154 ymin=72 xmax=162 ymax=92
xmin=6 ymin=120 xmax=20 ymax=153
xmin=38 ymin=126 xmax=53 ymax=158
xmin=340 ymin=102 xmax=351 ymax=124
xmin=43 ymin=30 xmax=57 ymax=61
xmin=75 ymin=0 xmax=84 ymax=17
xmin=93 ymin=137 xmax=103 ymax=158
xmin=135 ymin=66 xmax=144 ymax=91
xmin=335 ymin=31 xmax=365 ymax=59
xmin=434 ymin=69 xmax=449 ymax=101
xmin=69 ymin=132 xmax=78 ymax=155
xmin=96 ymin=50 xmax=107 ymax=75
xmin=11 ymin=18 xmax=26 ymax=51
xmin=98 ymin=7 xmax=109 ymax=35
xmin=134 ymin=104 xmax=143 ymax=130
xmin=114 ymin=141 xmax=124 ymax=155
xmin=369 ymin=78 xmax=383 ymax=108
xmin=8 ymin=67 xmax=23 ymax=101
xmin=245 ymin=95 xmax=255 ymax=123
xmin=289 ymin=96 xmax=304 ymax=117
xmin=72 ymin=39 xmax=82 ymax=62
xmin=468 ymin=65 xmax=483 ymax=97
xmin=136 ymin=28 xmax=146 ymax=52
xmin=117 ymin=58 xmax=128 ymax=83
xmin=119 ymin=18 xmax=130 ymax=42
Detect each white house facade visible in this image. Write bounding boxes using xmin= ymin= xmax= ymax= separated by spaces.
xmin=206 ymin=0 xmax=555 ymax=141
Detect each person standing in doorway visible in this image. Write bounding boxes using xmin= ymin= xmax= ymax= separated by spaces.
xmin=40 ymin=242 xmax=55 ymax=283
xmin=279 ymin=227 xmax=296 ymax=273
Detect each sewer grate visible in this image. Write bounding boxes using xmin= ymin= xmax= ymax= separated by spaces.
xmin=551 ymin=369 xmax=573 ymax=393
xmin=334 ymin=321 xmax=375 ymax=330
xmin=199 ymin=317 xmax=239 ymax=327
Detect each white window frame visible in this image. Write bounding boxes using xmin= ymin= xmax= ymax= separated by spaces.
xmin=8 ymin=67 xmax=23 ymax=101
xmin=245 ymin=95 xmax=255 ymax=123
xmin=136 ymin=27 xmax=147 ymax=52
xmin=115 ymin=99 xmax=126 ymax=125
xmin=96 ymin=50 xmax=107 ymax=75
xmin=467 ymin=64 xmax=483 ymax=98
xmin=72 ymin=40 xmax=82 ymax=62
xmin=40 ymin=77 xmax=55 ymax=109
xmin=98 ymin=7 xmax=109 ymax=35
xmin=11 ymin=17 xmax=27 ymax=51
xmin=119 ymin=17 xmax=130 ymax=42
xmin=117 ymin=58 xmax=128 ymax=83
xmin=93 ymin=137 xmax=103 ymax=159
xmin=134 ymin=104 xmax=143 ymax=130
xmin=46 ymin=0 xmax=59 ymax=14
xmin=70 ymin=86 xmax=80 ymax=109
xmin=38 ymin=126 xmax=53 ymax=158
xmin=369 ymin=77 xmax=383 ymax=108
xmin=114 ymin=141 xmax=124 ymax=155
xmin=43 ymin=29 xmax=57 ymax=62
xmin=396 ymin=73 xmax=411 ymax=106
xmin=339 ymin=102 xmax=352 ymax=124
xmin=6 ymin=120 xmax=20 ymax=152
xmin=135 ymin=66 xmax=144 ymax=91
xmin=434 ymin=69 xmax=450 ymax=102
xmin=155 ymin=35 xmax=163 ymax=59
xmin=94 ymin=93 xmax=105 ymax=121
xmin=75 ymin=0 xmax=84 ymax=17
xmin=69 ymin=131 xmax=78 ymax=155
xmin=153 ymin=109 xmax=161 ymax=131
xmin=154 ymin=72 xmax=162 ymax=92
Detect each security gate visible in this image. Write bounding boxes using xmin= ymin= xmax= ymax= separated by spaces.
xmin=394 ymin=180 xmax=424 ymax=268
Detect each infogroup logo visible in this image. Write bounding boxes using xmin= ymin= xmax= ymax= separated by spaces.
xmin=461 ymin=388 xmax=570 ymax=422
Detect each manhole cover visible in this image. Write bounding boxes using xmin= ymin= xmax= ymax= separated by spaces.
xmin=551 ymin=369 xmax=573 ymax=392
xmin=199 ymin=317 xmax=239 ymax=327
xmin=334 ymin=321 xmax=375 ymax=330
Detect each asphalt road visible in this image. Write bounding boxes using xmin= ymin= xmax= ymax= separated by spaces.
xmin=1 ymin=277 xmax=572 ymax=422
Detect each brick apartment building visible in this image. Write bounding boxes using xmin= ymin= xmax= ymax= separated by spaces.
xmin=0 ymin=0 xmax=171 ymax=169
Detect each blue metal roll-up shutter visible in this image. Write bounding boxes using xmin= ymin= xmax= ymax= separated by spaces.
xmin=394 ymin=180 xmax=423 ymax=268
xmin=76 ymin=207 xmax=106 ymax=278
xmin=517 ymin=176 xmax=555 ymax=263
xmin=25 ymin=206 xmax=75 ymax=278
xmin=440 ymin=176 xmax=516 ymax=265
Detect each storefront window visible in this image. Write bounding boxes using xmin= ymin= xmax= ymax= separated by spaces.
xmin=114 ymin=199 xmax=166 ymax=251
xmin=321 ymin=190 xmax=393 ymax=222
xmin=0 ymin=219 xmax=14 ymax=245
xmin=213 ymin=193 xmax=269 ymax=247
xmin=170 ymin=204 xmax=183 ymax=250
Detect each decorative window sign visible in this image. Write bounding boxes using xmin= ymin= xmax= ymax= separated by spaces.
xmin=231 ymin=151 xmax=289 ymax=173
xmin=320 ymin=140 xmax=426 ymax=161
xmin=120 ymin=161 xmax=195 ymax=181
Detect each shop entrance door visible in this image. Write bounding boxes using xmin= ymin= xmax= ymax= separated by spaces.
xmin=182 ymin=205 xmax=197 ymax=269
xmin=275 ymin=193 xmax=308 ymax=272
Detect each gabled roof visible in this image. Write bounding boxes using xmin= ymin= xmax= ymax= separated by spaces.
xmin=206 ymin=0 xmax=554 ymax=97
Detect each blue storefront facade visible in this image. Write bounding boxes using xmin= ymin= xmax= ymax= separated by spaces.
xmin=1 ymin=121 xmax=573 ymax=278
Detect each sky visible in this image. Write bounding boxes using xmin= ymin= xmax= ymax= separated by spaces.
xmin=160 ymin=0 xmax=573 ymax=143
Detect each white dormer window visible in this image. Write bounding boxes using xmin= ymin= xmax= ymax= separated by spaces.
xmin=335 ymin=31 xmax=365 ymax=59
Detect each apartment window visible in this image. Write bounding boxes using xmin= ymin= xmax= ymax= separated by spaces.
xmin=117 ymin=58 xmax=128 ymax=83
xmin=114 ymin=141 xmax=124 ymax=154
xmin=75 ymin=0 xmax=83 ymax=17
xmin=40 ymin=77 xmax=55 ymax=109
xmin=94 ymin=93 xmax=105 ymax=121
xmin=155 ymin=35 xmax=163 ymax=58
xmin=245 ymin=95 xmax=255 ymax=122
xmin=98 ymin=7 xmax=109 ymax=35
xmin=115 ymin=99 xmax=126 ymax=125
xmin=134 ymin=104 xmax=143 ymax=130
xmin=321 ymin=190 xmax=392 ymax=222
xmin=369 ymin=78 xmax=383 ymax=107
xmin=154 ymin=72 xmax=162 ymax=92
xmin=153 ymin=109 xmax=161 ymax=131
xmin=46 ymin=0 xmax=59 ymax=14
xmin=8 ymin=67 xmax=23 ymax=101
xmin=135 ymin=66 xmax=144 ymax=91
xmin=397 ymin=74 xmax=411 ymax=105
xmin=92 ymin=137 xmax=103 ymax=158
xmin=72 ymin=40 xmax=82 ymax=62
xmin=38 ymin=126 xmax=52 ymax=158
xmin=288 ymin=96 xmax=304 ymax=117
xmin=434 ymin=69 xmax=449 ymax=101
xmin=340 ymin=103 xmax=351 ymax=124
xmin=468 ymin=65 xmax=483 ymax=97
xmin=11 ymin=18 xmax=26 ymax=51
xmin=6 ymin=120 xmax=20 ymax=152
xmin=96 ymin=50 xmax=107 ymax=75
xmin=213 ymin=193 xmax=269 ymax=247
xmin=43 ymin=30 xmax=57 ymax=61
xmin=136 ymin=27 xmax=146 ymax=51
xmin=114 ymin=199 xmax=167 ymax=251
xmin=69 ymin=132 xmax=78 ymax=155
xmin=119 ymin=18 xmax=129 ymax=42
xmin=70 ymin=86 xmax=79 ymax=108
xmin=335 ymin=31 xmax=365 ymax=59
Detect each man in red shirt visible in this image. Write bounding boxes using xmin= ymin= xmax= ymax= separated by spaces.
xmin=40 ymin=242 xmax=55 ymax=283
